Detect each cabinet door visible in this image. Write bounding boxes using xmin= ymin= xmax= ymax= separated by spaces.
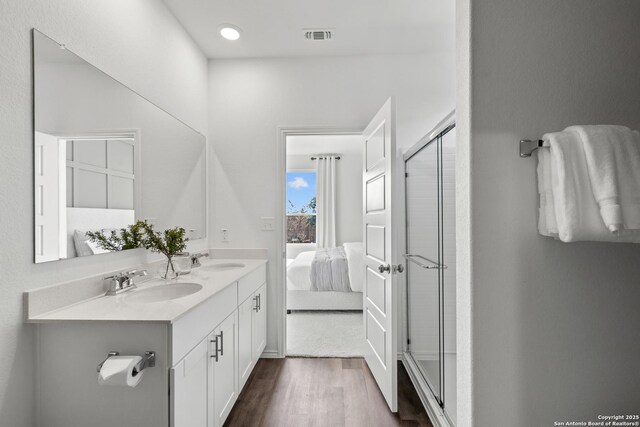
xmin=238 ymin=295 xmax=255 ymax=391
xmin=171 ymin=337 xmax=210 ymax=427
xmin=252 ymin=284 xmax=267 ymax=359
xmin=212 ymin=311 xmax=238 ymax=426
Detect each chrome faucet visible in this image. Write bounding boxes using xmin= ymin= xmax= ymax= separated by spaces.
xmin=104 ymin=269 xmax=147 ymax=296
xmin=191 ymin=252 xmax=209 ymax=267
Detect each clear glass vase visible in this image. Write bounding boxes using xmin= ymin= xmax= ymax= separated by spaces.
xmin=159 ymin=257 xmax=178 ymax=280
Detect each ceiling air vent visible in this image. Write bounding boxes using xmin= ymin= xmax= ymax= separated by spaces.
xmin=303 ymin=29 xmax=333 ymax=41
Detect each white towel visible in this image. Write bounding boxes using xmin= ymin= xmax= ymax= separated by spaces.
xmin=566 ymin=125 xmax=640 ymax=232
xmin=536 ymin=147 xmax=558 ymax=237
xmin=541 ymin=130 xmax=640 ymax=243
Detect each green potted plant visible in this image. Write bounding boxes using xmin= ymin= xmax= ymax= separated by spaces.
xmin=87 ymin=220 xmax=188 ymax=279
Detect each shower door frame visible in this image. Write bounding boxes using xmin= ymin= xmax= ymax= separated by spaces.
xmin=404 ymin=134 xmax=443 ymax=404
xmin=401 ymin=111 xmax=455 ymax=427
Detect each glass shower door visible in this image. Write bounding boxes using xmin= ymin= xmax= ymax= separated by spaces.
xmin=405 ymin=124 xmax=456 ymax=425
xmin=405 ymin=138 xmax=442 ymax=403
xmin=440 ymin=127 xmax=457 ymax=425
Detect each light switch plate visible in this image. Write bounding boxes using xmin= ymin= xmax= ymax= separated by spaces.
xmin=221 ymin=228 xmax=229 ymax=242
xmin=261 ymin=217 xmax=275 ymax=231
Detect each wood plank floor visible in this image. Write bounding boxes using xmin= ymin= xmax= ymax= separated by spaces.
xmin=224 ymin=358 xmax=433 ymax=427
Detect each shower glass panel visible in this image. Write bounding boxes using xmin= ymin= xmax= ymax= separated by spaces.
xmin=405 ymin=123 xmax=456 ymax=425
xmin=441 ymin=127 xmax=457 ymax=425
xmin=405 ymin=139 xmax=441 ymax=403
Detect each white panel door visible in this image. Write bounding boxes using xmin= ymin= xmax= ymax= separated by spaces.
xmin=34 ymin=132 xmax=61 ymax=263
xmin=362 ymin=97 xmax=398 ymax=411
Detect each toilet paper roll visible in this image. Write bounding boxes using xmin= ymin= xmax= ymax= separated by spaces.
xmin=98 ymin=355 xmax=144 ymax=388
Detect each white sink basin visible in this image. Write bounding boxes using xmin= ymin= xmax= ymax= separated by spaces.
xmin=203 ymin=262 xmax=246 ymax=271
xmin=126 ymin=283 xmax=203 ymax=303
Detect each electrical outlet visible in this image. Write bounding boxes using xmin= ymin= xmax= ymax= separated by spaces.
xmin=261 ymin=217 xmax=275 ymax=231
xmin=221 ymin=228 xmax=229 ymax=242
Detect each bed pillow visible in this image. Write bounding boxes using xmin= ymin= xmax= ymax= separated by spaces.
xmin=73 ymin=230 xmax=112 ymax=256
xmin=343 ymin=242 xmax=364 ymax=292
xmin=73 ymin=230 xmax=94 ymax=257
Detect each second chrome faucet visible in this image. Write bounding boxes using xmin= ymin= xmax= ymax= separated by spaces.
xmin=104 ymin=269 xmax=148 ymax=296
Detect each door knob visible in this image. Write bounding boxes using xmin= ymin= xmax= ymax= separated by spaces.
xmin=393 ymin=264 xmax=405 ymax=274
xmin=378 ymin=264 xmax=391 ymax=274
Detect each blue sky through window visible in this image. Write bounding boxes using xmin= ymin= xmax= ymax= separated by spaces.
xmin=286 ymin=172 xmax=316 ymax=213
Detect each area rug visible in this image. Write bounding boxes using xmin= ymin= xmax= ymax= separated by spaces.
xmin=286 ymin=311 xmax=366 ymax=357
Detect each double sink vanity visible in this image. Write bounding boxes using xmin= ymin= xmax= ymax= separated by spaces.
xmin=25 ymin=257 xmax=267 ymax=427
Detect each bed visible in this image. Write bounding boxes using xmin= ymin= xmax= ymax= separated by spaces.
xmin=286 ymin=242 xmax=364 ymax=311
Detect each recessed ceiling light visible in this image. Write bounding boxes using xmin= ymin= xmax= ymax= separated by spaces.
xmin=218 ymin=24 xmax=241 ymax=41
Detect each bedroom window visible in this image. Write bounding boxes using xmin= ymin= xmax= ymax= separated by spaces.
xmin=286 ymin=171 xmax=316 ymax=243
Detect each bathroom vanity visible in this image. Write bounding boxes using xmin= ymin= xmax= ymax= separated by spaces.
xmin=26 ymin=259 xmax=267 ymax=427
xmin=27 ymin=29 xmax=266 ymax=427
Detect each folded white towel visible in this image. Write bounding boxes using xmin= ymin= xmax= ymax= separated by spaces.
xmin=566 ymin=125 xmax=640 ymax=232
xmin=536 ymin=147 xmax=558 ymax=237
xmin=542 ymin=130 xmax=640 ymax=243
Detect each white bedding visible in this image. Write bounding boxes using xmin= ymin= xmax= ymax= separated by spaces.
xmin=286 ymin=242 xmax=364 ymax=292
xmin=343 ymin=242 xmax=364 ymax=292
xmin=286 ymin=251 xmax=315 ymax=291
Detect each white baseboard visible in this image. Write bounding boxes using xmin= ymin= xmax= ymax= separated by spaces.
xmin=260 ymin=349 xmax=282 ymax=359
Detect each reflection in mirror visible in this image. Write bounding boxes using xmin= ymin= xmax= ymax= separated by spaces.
xmin=33 ymin=30 xmax=206 ymax=263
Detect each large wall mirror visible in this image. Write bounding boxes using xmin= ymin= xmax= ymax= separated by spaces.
xmin=33 ymin=30 xmax=206 ymax=263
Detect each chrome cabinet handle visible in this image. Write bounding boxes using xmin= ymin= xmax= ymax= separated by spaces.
xmin=257 ymin=294 xmax=261 ymax=311
xmin=378 ymin=264 xmax=391 ymax=274
xmin=210 ymin=331 xmax=223 ymax=361
xmin=210 ymin=336 xmax=219 ymax=361
xmin=403 ymin=254 xmax=447 ymax=270
xmin=217 ymin=331 xmax=223 ymax=356
xmin=253 ymin=296 xmax=259 ymax=312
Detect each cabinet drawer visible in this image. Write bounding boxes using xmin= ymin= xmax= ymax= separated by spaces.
xmin=171 ymin=282 xmax=237 ymax=365
xmin=238 ymin=264 xmax=266 ymax=303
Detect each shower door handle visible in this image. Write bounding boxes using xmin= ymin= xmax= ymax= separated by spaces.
xmin=403 ymin=254 xmax=447 ymax=270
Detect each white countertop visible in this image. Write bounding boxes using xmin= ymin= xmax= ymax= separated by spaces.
xmin=27 ymin=259 xmax=267 ymax=324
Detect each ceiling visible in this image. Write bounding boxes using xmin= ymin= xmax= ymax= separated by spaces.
xmin=163 ymin=0 xmax=454 ymax=59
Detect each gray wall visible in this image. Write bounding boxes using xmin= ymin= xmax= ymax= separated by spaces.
xmin=458 ymin=0 xmax=640 ymax=425
xmin=0 ymin=1 xmax=208 ymax=425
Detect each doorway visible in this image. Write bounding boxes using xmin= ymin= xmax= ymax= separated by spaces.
xmin=283 ymin=133 xmax=366 ymax=357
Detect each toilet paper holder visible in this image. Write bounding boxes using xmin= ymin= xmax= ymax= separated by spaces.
xmin=96 ymin=351 xmax=156 ymax=374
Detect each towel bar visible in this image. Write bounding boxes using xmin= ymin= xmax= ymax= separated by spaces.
xmin=520 ymin=139 xmax=546 ymax=158
xmin=403 ymin=254 xmax=447 ymax=270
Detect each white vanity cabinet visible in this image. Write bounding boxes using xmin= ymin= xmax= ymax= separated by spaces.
xmin=211 ymin=311 xmax=238 ymax=426
xmin=171 ymin=310 xmax=238 ymax=427
xmin=171 ymin=336 xmax=210 ymax=427
xmin=169 ymin=263 xmax=266 ymax=427
xmin=31 ymin=260 xmax=267 ymax=427
xmin=237 ymin=267 xmax=267 ymax=391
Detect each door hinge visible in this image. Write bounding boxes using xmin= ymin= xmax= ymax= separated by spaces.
xmin=405 ymin=172 xmax=409 ymax=178
xmin=407 ymin=338 xmax=411 ymax=345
